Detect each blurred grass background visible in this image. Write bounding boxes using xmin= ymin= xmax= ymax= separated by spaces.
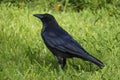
xmin=0 ymin=0 xmax=120 ymax=80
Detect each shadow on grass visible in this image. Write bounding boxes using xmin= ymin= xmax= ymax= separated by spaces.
xmin=26 ymin=46 xmax=102 ymax=72
xmin=69 ymin=59 xmax=100 ymax=72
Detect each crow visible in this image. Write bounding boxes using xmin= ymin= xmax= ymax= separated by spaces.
xmin=33 ymin=13 xmax=104 ymax=68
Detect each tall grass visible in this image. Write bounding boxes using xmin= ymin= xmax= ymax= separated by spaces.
xmin=0 ymin=2 xmax=120 ymax=80
xmin=1 ymin=0 xmax=120 ymax=12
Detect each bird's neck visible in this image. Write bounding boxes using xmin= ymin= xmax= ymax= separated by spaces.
xmin=43 ymin=21 xmax=58 ymax=28
xmin=41 ymin=22 xmax=58 ymax=34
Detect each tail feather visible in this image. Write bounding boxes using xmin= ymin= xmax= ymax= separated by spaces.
xmin=86 ymin=54 xmax=104 ymax=67
xmin=77 ymin=53 xmax=104 ymax=68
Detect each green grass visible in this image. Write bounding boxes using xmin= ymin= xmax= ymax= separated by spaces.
xmin=0 ymin=3 xmax=120 ymax=80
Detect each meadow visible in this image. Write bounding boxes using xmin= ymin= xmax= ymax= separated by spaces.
xmin=0 ymin=2 xmax=120 ymax=80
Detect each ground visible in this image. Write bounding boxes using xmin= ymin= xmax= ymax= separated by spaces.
xmin=0 ymin=3 xmax=120 ymax=80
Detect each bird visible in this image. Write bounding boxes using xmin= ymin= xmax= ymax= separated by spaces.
xmin=33 ymin=13 xmax=104 ymax=69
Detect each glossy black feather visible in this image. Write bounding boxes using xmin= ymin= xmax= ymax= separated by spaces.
xmin=33 ymin=13 xmax=104 ymax=68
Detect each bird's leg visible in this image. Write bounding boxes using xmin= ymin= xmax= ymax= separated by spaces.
xmin=57 ymin=57 xmax=66 ymax=69
xmin=57 ymin=56 xmax=64 ymax=68
xmin=63 ymin=58 xmax=66 ymax=68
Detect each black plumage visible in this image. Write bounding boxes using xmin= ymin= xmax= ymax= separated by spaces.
xmin=33 ymin=13 xmax=104 ymax=68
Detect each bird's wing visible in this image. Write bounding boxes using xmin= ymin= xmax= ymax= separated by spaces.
xmin=43 ymin=31 xmax=87 ymax=55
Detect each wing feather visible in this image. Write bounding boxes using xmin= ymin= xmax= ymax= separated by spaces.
xmin=43 ymin=32 xmax=86 ymax=56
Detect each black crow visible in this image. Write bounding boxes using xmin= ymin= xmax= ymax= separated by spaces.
xmin=33 ymin=13 xmax=104 ymax=68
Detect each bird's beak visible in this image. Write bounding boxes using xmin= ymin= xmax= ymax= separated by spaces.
xmin=33 ymin=14 xmax=43 ymax=19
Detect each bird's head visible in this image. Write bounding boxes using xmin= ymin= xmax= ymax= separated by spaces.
xmin=33 ymin=13 xmax=57 ymax=25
